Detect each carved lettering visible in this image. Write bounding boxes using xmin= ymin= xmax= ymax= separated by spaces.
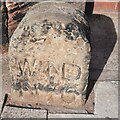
xmin=62 ymin=63 xmax=81 ymax=80
xmin=48 ymin=62 xmax=59 ymax=85
xmin=12 ymin=80 xmax=80 ymax=95
xmin=13 ymin=59 xmax=82 ymax=96
xmin=17 ymin=59 xmax=31 ymax=77
xmin=17 ymin=59 xmax=81 ymax=81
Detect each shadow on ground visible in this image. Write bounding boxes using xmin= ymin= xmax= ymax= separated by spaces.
xmin=86 ymin=14 xmax=117 ymax=100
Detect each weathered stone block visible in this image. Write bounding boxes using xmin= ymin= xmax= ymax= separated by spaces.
xmin=7 ymin=2 xmax=91 ymax=111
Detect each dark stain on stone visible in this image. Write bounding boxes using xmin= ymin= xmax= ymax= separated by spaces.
xmin=22 ymin=80 xmax=31 ymax=91
xmin=72 ymin=12 xmax=90 ymax=41
xmin=65 ymin=23 xmax=77 ymax=32
xmin=12 ymin=80 xmax=81 ymax=95
xmin=31 ymin=84 xmax=37 ymax=90
xmin=65 ymin=23 xmax=80 ymax=40
xmin=52 ymin=21 xmax=62 ymax=32
xmin=13 ymin=12 xmax=25 ymax=22
xmin=30 ymin=38 xmax=38 ymax=43
xmin=60 ymin=86 xmax=80 ymax=95
xmin=41 ymin=20 xmax=52 ymax=34
xmin=37 ymin=83 xmax=44 ymax=90
xmin=12 ymin=80 xmax=21 ymax=90
xmin=44 ymin=84 xmax=55 ymax=92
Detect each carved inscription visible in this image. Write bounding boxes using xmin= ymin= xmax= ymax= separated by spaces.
xmin=62 ymin=63 xmax=81 ymax=80
xmin=15 ymin=59 xmax=81 ymax=80
xmin=12 ymin=80 xmax=81 ymax=95
xmin=11 ymin=59 xmax=81 ymax=95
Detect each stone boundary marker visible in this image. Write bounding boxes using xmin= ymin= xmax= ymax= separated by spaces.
xmin=7 ymin=2 xmax=91 ymax=113
xmin=7 ymin=2 xmax=91 ymax=112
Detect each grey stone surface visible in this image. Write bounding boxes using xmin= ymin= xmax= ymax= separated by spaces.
xmin=94 ymin=81 xmax=118 ymax=118
xmin=1 ymin=106 xmax=47 ymax=119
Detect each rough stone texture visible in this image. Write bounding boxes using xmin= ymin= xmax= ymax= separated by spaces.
xmin=1 ymin=106 xmax=47 ymax=119
xmin=6 ymin=1 xmax=85 ymax=38
xmin=8 ymin=2 xmax=91 ymax=112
